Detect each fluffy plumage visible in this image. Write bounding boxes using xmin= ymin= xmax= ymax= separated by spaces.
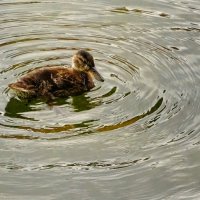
xmin=9 ymin=50 xmax=104 ymax=99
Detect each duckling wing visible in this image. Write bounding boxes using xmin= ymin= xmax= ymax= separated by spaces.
xmin=51 ymin=70 xmax=83 ymax=89
xmin=50 ymin=69 xmax=89 ymax=97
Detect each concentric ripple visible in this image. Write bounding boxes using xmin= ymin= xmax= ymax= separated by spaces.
xmin=0 ymin=0 xmax=199 ymax=143
xmin=1 ymin=0 xmax=200 ymax=199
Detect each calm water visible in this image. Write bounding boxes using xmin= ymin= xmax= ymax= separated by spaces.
xmin=0 ymin=0 xmax=200 ymax=199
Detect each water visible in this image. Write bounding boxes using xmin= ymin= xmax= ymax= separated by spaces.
xmin=0 ymin=0 xmax=200 ymax=199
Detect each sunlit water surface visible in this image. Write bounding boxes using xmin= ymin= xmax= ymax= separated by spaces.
xmin=0 ymin=0 xmax=200 ymax=199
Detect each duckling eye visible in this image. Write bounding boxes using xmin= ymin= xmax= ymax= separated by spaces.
xmin=83 ymin=60 xmax=90 ymax=68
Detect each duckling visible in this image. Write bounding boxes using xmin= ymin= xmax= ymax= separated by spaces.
xmin=9 ymin=50 xmax=104 ymax=99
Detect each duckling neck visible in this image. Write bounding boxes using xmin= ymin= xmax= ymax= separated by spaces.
xmin=71 ymin=63 xmax=80 ymax=71
xmin=71 ymin=68 xmax=94 ymax=89
xmin=71 ymin=67 xmax=85 ymax=76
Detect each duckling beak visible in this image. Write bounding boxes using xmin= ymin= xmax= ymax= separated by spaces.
xmin=89 ymin=67 xmax=104 ymax=82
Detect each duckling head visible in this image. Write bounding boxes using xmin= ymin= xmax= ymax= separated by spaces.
xmin=72 ymin=50 xmax=104 ymax=82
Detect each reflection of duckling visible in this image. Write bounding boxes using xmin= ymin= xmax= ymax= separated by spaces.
xmin=9 ymin=50 xmax=104 ymax=99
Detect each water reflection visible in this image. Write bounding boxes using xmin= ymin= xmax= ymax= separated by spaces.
xmin=5 ymin=92 xmax=100 ymax=114
xmin=4 ymin=97 xmax=36 ymax=120
xmin=71 ymin=94 xmax=100 ymax=112
xmin=98 ymin=97 xmax=163 ymax=132
xmin=3 ymin=93 xmax=101 ymax=135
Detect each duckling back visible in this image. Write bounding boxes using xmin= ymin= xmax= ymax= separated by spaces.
xmin=9 ymin=66 xmax=95 ymax=99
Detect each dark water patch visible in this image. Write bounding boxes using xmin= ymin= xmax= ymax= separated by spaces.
xmin=0 ymin=157 xmax=150 ymax=172
xmin=171 ymin=27 xmax=200 ymax=32
xmin=111 ymin=7 xmax=170 ymax=18
xmin=0 ymin=1 xmax=41 ymax=6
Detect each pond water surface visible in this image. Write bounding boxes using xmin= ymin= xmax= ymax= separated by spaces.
xmin=0 ymin=0 xmax=200 ymax=199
